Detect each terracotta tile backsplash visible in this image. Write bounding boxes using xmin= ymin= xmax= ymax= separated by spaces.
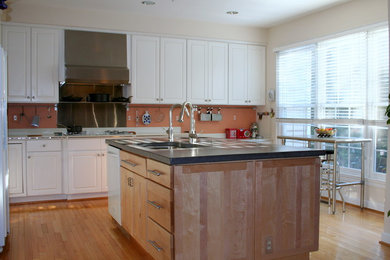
xmin=8 ymin=103 xmax=256 ymax=133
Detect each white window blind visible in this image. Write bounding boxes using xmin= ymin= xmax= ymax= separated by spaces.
xmin=277 ymin=45 xmax=316 ymax=119
xmin=277 ymin=26 xmax=389 ymax=121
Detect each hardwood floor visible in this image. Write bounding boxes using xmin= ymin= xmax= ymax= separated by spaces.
xmin=0 ymin=199 xmax=389 ymax=260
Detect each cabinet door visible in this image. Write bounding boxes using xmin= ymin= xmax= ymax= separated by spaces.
xmin=254 ymin=158 xmax=320 ymax=259
xmin=209 ymin=42 xmax=228 ymax=105
xmin=228 ymin=44 xmax=248 ymax=105
xmin=108 ymin=148 xmax=121 ymax=224
xmin=31 ymin=28 xmax=59 ymax=103
xmin=160 ymin=38 xmax=186 ymax=104
xmin=8 ymin=143 xmax=24 ymax=195
xmin=187 ymin=40 xmax=208 ymax=104
xmin=68 ymin=151 xmax=102 ymax=194
xmin=247 ymin=45 xmax=266 ymax=106
xmin=27 ymin=151 xmax=62 ymax=196
xmin=131 ymin=35 xmax=160 ymax=104
xmin=2 ymin=25 xmax=31 ymax=103
xmin=131 ymin=172 xmax=147 ymax=249
xmin=174 ymin=162 xmax=255 ymax=259
xmin=121 ymin=167 xmax=133 ymax=234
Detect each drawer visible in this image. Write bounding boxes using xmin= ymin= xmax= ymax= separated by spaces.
xmin=147 ymin=180 xmax=172 ymax=232
xmin=120 ymin=151 xmax=146 ymax=177
xmin=147 ymin=159 xmax=172 ymax=189
xmin=146 ymin=217 xmax=173 ymax=260
xmin=67 ymin=138 xmax=102 ymax=151
xmin=27 ymin=139 xmax=61 ymax=152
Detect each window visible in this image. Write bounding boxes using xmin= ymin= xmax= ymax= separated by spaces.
xmin=277 ymin=25 xmax=389 ymax=180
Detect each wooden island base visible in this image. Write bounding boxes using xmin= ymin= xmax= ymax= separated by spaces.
xmin=119 ymin=150 xmax=320 ymax=260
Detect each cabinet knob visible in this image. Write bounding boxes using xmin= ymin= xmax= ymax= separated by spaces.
xmin=156 ymin=98 xmax=159 ymax=101
xmin=28 ymin=156 xmax=31 ymax=159
xmin=248 ymin=100 xmax=251 ymax=103
xmin=205 ymin=99 xmax=208 ymax=102
xmin=27 ymin=96 xmax=30 ymax=99
xmin=101 ymin=153 xmax=105 ymax=157
xmin=97 ymin=154 xmax=100 ymax=157
xmin=32 ymin=96 xmax=35 ymax=99
xmin=160 ymin=98 xmax=163 ymax=101
xmin=42 ymin=144 xmax=46 ymax=147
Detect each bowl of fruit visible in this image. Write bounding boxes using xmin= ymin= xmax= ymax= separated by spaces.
xmin=314 ymin=127 xmax=336 ymax=138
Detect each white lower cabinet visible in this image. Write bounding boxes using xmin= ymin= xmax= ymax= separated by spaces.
xmin=27 ymin=151 xmax=62 ymax=196
xmin=67 ymin=138 xmax=107 ymax=194
xmin=68 ymin=151 xmax=103 ymax=194
xmin=8 ymin=143 xmax=25 ymax=196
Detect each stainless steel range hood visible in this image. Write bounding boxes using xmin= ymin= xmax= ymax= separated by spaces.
xmin=65 ymin=30 xmax=129 ymax=85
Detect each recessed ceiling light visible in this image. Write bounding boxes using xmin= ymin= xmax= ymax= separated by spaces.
xmin=226 ymin=11 xmax=239 ymax=15
xmin=141 ymin=1 xmax=156 ymax=5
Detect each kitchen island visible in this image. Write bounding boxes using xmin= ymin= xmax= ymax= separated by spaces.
xmin=107 ymin=138 xmax=326 ymax=260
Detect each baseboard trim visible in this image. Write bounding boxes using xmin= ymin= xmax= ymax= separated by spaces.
xmin=10 ymin=193 xmax=108 ymax=204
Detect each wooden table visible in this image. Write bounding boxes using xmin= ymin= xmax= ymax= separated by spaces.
xmin=277 ymin=135 xmax=371 ymax=214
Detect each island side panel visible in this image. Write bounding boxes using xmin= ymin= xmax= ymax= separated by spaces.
xmin=255 ymin=157 xmax=320 ymax=260
xmin=174 ymin=162 xmax=255 ymax=260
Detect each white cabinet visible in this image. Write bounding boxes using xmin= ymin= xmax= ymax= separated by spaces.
xmin=27 ymin=151 xmax=62 ymax=196
xmin=2 ymin=25 xmax=60 ymax=103
xmin=68 ymin=151 xmax=103 ymax=194
xmin=160 ymin=38 xmax=186 ymax=104
xmin=131 ymin=35 xmax=160 ymax=104
xmin=131 ymin=35 xmax=187 ymax=104
xmin=247 ymin=45 xmax=266 ymax=106
xmin=67 ymin=138 xmax=107 ymax=194
xmin=26 ymin=140 xmax=62 ymax=196
xmin=2 ymin=25 xmax=31 ymax=102
xmin=31 ymin=28 xmax=59 ymax=103
xmin=187 ymin=41 xmax=228 ymax=105
xmin=228 ymin=44 xmax=265 ymax=106
xmin=8 ymin=143 xmax=25 ymax=197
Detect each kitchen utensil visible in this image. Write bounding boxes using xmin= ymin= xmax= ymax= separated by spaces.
xmin=111 ymin=97 xmax=130 ymax=102
xmin=200 ymin=113 xmax=211 ymax=121
xmin=142 ymin=111 xmax=151 ymax=125
xmin=225 ymin=128 xmax=237 ymax=139
xmin=67 ymin=125 xmax=82 ymax=134
xmin=87 ymin=93 xmax=110 ymax=102
xmin=47 ymin=106 xmax=52 ymax=119
xmin=31 ymin=107 xmax=40 ymax=127
xmin=61 ymin=95 xmax=83 ymax=102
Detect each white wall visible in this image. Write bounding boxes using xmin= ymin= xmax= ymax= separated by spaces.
xmin=262 ymin=0 xmax=388 ymax=212
xmin=0 ymin=1 xmax=267 ymax=44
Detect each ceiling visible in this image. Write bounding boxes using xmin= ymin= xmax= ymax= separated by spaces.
xmin=12 ymin=0 xmax=351 ymax=28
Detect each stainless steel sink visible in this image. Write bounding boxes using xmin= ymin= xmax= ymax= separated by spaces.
xmin=135 ymin=141 xmax=206 ymax=150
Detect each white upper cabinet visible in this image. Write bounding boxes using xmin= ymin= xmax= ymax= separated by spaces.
xmin=229 ymin=44 xmax=248 ymax=105
xmin=187 ymin=40 xmax=228 ymax=105
xmin=31 ymin=28 xmax=60 ymax=103
xmin=247 ymin=45 xmax=266 ymax=106
xmin=2 ymin=25 xmax=31 ymax=102
xmin=131 ymin=35 xmax=160 ymax=104
xmin=2 ymin=25 xmax=60 ymax=103
xmin=229 ymin=44 xmax=266 ymax=106
xmin=160 ymin=38 xmax=187 ymax=104
xmin=187 ymin=40 xmax=208 ymax=104
xmin=208 ymin=42 xmax=228 ymax=104
xmin=131 ymin=35 xmax=186 ymax=104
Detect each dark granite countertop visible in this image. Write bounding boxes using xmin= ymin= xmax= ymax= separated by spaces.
xmin=106 ymin=137 xmax=326 ymax=165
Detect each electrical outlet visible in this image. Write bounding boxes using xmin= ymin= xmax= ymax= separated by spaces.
xmin=233 ymin=115 xmax=236 ymax=121
xmin=128 ymin=116 xmax=131 ymax=121
xmin=176 ymin=116 xmax=179 ymax=121
xmin=13 ymin=115 xmax=17 ymax=121
xmin=265 ymin=237 xmax=273 ymax=254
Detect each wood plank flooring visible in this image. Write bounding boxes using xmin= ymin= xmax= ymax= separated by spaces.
xmin=0 ymin=199 xmax=389 ymax=259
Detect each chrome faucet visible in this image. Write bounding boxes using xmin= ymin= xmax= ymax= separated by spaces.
xmin=167 ymin=104 xmax=189 ymax=142
xmin=179 ymin=101 xmax=198 ymax=144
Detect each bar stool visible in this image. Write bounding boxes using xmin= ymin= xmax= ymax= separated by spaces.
xmin=320 ymin=150 xmax=346 ymax=212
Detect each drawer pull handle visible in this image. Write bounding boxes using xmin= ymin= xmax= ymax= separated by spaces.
xmin=147 ymin=200 xmax=162 ymax=209
xmin=148 ymin=240 xmax=162 ymax=252
xmin=121 ymin=160 xmax=138 ymax=167
xmin=148 ymin=170 xmax=161 ymax=176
